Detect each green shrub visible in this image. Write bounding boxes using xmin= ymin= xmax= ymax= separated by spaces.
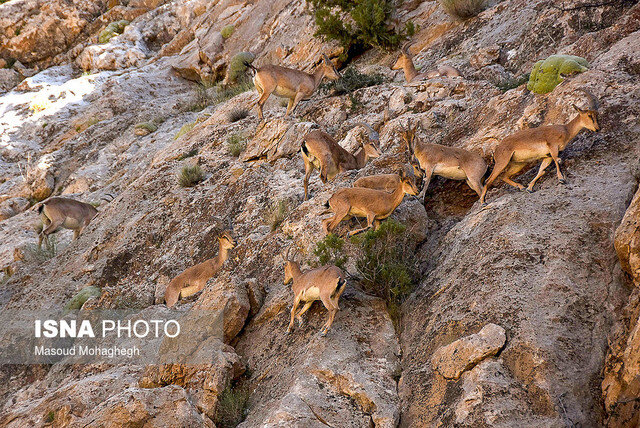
xmin=309 ymin=0 xmax=414 ymax=62
xmin=63 ymin=286 xmax=101 ymax=313
xmin=527 ymin=55 xmax=589 ymax=94
xmin=174 ymin=122 xmax=196 ymax=140
xmin=313 ymin=234 xmax=348 ymax=269
xmin=227 ymin=52 xmax=255 ymax=84
xmin=44 ymin=410 xmax=55 ymax=424
xmin=227 ymin=134 xmax=246 ymax=157
xmin=98 ymin=20 xmax=129 ymax=44
xmin=178 ymin=165 xmax=205 ymax=187
xmin=227 ymin=108 xmax=249 ymax=123
xmin=320 ymin=66 xmax=385 ymax=95
xmin=350 ymin=220 xmax=417 ymax=327
xmin=220 ymin=25 xmax=235 ymax=39
xmin=439 ymin=0 xmax=487 ymax=19
xmin=265 ymin=199 xmax=289 ymax=231
xmin=214 ymin=384 xmax=249 ymax=427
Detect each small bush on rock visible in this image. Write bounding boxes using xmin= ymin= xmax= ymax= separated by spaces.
xmin=227 ymin=108 xmax=249 ymax=123
xmin=351 ymin=219 xmax=417 ymax=327
xmin=309 ymin=0 xmax=414 ymax=62
xmin=439 ymin=0 xmax=487 ymax=19
xmin=23 ymin=235 xmax=58 ymax=264
xmin=214 ymin=384 xmax=249 ymax=427
xmin=313 ymin=234 xmax=348 ymax=270
xmin=98 ymin=20 xmax=129 ymax=44
xmin=266 ymin=199 xmax=290 ymax=231
xmin=227 ymin=134 xmax=246 ymax=157
xmin=64 ymin=286 xmax=101 ymax=314
xmin=178 ymin=165 xmax=204 ymax=187
xmin=227 ymin=52 xmax=255 ymax=84
xmin=214 ymin=79 xmax=254 ymax=104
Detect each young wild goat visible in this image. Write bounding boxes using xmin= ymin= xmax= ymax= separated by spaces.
xmin=164 ymin=231 xmax=235 ymax=308
xmin=323 ymin=169 xmax=418 ymax=236
xmin=352 ymin=165 xmax=416 ymax=192
xmin=36 ymin=195 xmax=113 ymax=247
xmin=301 ymin=123 xmax=381 ymax=200
xmin=401 ymin=121 xmax=487 ymax=203
xmin=247 ymin=54 xmax=341 ymax=120
xmin=479 ymin=89 xmax=601 ymax=205
xmin=283 ymin=248 xmax=346 ymax=336
xmin=391 ymin=42 xmax=461 ymax=83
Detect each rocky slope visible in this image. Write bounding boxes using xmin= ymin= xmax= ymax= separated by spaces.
xmin=1 ymin=0 xmax=640 ymax=426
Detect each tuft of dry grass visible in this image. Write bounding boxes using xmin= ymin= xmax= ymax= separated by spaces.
xmin=227 ymin=134 xmax=246 ymax=157
xmin=439 ymin=0 xmax=487 ymax=19
xmin=227 ymin=108 xmax=249 ymax=123
xmin=177 ymin=165 xmax=204 ymax=187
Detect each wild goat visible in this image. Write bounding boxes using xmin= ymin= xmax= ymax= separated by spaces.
xmin=352 ymin=166 xmax=416 ymax=192
xmin=283 ymin=248 xmax=346 ymax=336
xmin=392 ymin=42 xmax=461 ymax=83
xmin=479 ymin=89 xmax=600 ymax=205
xmin=36 ymin=195 xmax=112 ymax=247
xmin=301 ymin=123 xmax=381 ymax=200
xmin=323 ymin=169 xmax=418 ymax=236
xmin=164 ymin=231 xmax=235 ymax=308
xmin=247 ymin=54 xmax=340 ymax=120
xmin=401 ymin=121 xmax=487 ymax=202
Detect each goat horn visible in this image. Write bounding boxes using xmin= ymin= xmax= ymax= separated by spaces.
xmin=401 ymin=42 xmax=412 ymax=53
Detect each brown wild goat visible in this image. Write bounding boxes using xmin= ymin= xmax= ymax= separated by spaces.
xmin=301 ymin=123 xmax=381 ymax=200
xmin=37 ymin=196 xmax=112 ymax=247
xmin=479 ymin=89 xmax=601 ymax=205
xmin=352 ymin=165 xmax=416 ymax=192
xmin=284 ymin=248 xmax=346 ymax=336
xmin=401 ymin=121 xmax=487 ymax=202
xmin=247 ymin=54 xmax=340 ymax=120
xmin=164 ymin=231 xmax=235 ymax=308
xmin=323 ymin=169 xmax=418 ymax=236
xmin=391 ymin=42 xmax=461 ymax=83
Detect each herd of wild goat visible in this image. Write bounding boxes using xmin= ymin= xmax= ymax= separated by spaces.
xmin=33 ymin=42 xmax=600 ymax=336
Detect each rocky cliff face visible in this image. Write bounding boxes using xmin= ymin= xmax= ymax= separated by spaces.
xmin=1 ymin=0 xmax=639 ymax=426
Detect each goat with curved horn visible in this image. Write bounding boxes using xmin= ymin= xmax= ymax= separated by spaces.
xmin=480 ymin=88 xmax=601 ymax=204
xmin=248 ymin=53 xmax=341 ymax=120
xmin=300 ymin=123 xmax=381 ymax=200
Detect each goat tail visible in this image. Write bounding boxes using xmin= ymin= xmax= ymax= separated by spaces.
xmin=37 ymin=204 xmax=45 ymax=214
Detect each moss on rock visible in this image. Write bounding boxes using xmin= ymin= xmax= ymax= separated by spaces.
xmin=64 ymin=286 xmax=101 ymax=313
xmin=98 ymin=20 xmax=130 ymax=44
xmin=527 ymin=54 xmax=589 ymax=94
xmin=221 ymin=25 xmax=235 ymax=39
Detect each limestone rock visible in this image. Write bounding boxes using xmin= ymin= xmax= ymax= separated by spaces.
xmin=0 ymin=197 xmax=29 ymax=221
xmin=431 ymin=323 xmax=506 ymax=380
xmin=0 ymin=68 xmax=20 ymax=93
xmin=470 ymin=44 xmax=501 ymax=69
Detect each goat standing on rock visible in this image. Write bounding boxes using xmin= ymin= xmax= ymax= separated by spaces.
xmin=247 ymin=53 xmax=341 ymax=120
xmin=284 ymin=248 xmax=346 ymax=336
xmin=301 ymin=123 xmax=381 ymax=200
xmin=480 ymin=89 xmax=601 ymax=205
xmin=323 ymin=168 xmax=419 ymax=236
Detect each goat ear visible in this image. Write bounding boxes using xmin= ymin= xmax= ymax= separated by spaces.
xmin=573 ymin=104 xmax=586 ymax=113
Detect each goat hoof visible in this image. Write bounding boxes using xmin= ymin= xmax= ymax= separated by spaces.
xmin=559 ymin=178 xmax=567 ymax=184
xmin=525 ymin=188 xmax=534 ymax=194
xmin=319 ymin=330 xmax=327 ymax=337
